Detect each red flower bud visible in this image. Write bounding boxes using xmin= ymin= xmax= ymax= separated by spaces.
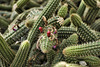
xmin=39 ymin=27 xmax=43 ymax=33
xmin=47 ymin=31 xmax=51 ymax=37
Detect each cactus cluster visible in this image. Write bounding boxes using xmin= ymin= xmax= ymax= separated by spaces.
xmin=0 ymin=0 xmax=100 ymax=67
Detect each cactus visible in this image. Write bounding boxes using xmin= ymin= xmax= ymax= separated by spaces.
xmin=10 ymin=40 xmax=30 ymax=67
xmin=27 ymin=43 xmax=41 ymax=66
xmin=48 ymin=16 xmax=61 ymax=29
xmin=90 ymin=18 xmax=100 ymax=31
xmin=62 ymin=18 xmax=71 ymax=26
xmin=63 ymin=40 xmax=100 ymax=57
xmin=5 ymin=25 xmax=29 ymax=45
xmin=39 ymin=33 xmax=56 ymax=53
xmin=47 ymin=50 xmax=56 ymax=64
xmin=51 ymin=33 xmax=78 ymax=66
xmin=27 ymin=0 xmax=61 ymax=45
xmin=0 ymin=33 xmax=15 ymax=64
xmin=57 ymin=4 xmax=68 ymax=18
xmin=0 ymin=58 xmax=9 ymax=67
xmin=65 ymin=0 xmax=78 ymax=10
xmin=0 ymin=16 xmax=9 ymax=30
xmin=0 ymin=4 xmax=12 ymax=11
xmin=1 ymin=0 xmax=100 ymax=67
xmin=70 ymin=13 xmax=98 ymax=42
xmin=78 ymin=56 xmax=100 ymax=67
xmin=77 ymin=0 xmax=86 ymax=17
xmin=83 ymin=0 xmax=100 ymax=8
xmin=57 ymin=26 xmax=76 ymax=39
xmin=69 ymin=8 xmax=76 ymax=15
xmin=13 ymin=0 xmax=30 ymax=13
xmin=83 ymin=8 xmax=99 ymax=25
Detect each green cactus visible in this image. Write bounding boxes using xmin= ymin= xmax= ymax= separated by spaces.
xmin=5 ymin=25 xmax=29 ymax=45
xmin=69 ymin=8 xmax=76 ymax=15
xmin=51 ymin=33 xmax=78 ymax=66
xmin=0 ymin=33 xmax=15 ymax=64
xmin=0 ymin=4 xmax=12 ymax=11
xmin=57 ymin=26 xmax=76 ymax=39
xmin=27 ymin=0 xmax=61 ymax=45
xmin=62 ymin=18 xmax=71 ymax=26
xmin=63 ymin=40 xmax=100 ymax=58
xmin=0 ymin=17 xmax=9 ymax=30
xmin=65 ymin=0 xmax=78 ymax=10
xmin=47 ymin=50 xmax=56 ymax=64
xmin=39 ymin=33 xmax=56 ymax=53
xmin=90 ymin=18 xmax=100 ymax=31
xmin=77 ymin=0 xmax=86 ymax=17
xmin=83 ymin=8 xmax=99 ymax=25
xmin=27 ymin=43 xmax=41 ymax=66
xmin=57 ymin=4 xmax=68 ymax=18
xmin=0 ymin=58 xmax=9 ymax=67
xmin=70 ymin=13 xmax=98 ymax=42
xmin=48 ymin=16 xmax=61 ymax=29
xmin=13 ymin=0 xmax=30 ymax=13
xmin=83 ymin=0 xmax=100 ymax=8
xmin=78 ymin=56 xmax=100 ymax=67
xmin=10 ymin=40 xmax=30 ymax=67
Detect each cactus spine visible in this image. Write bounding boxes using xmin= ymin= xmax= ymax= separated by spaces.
xmin=0 ymin=33 xmax=15 ymax=64
xmin=27 ymin=0 xmax=61 ymax=45
xmin=10 ymin=40 xmax=30 ymax=67
xmin=70 ymin=13 xmax=98 ymax=42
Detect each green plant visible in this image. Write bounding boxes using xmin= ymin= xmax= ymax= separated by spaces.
xmin=10 ymin=40 xmax=30 ymax=67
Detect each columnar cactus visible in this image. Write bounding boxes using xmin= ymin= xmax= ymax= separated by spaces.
xmin=63 ymin=40 xmax=100 ymax=57
xmin=57 ymin=26 xmax=76 ymax=39
xmin=5 ymin=25 xmax=29 ymax=45
xmin=70 ymin=13 xmax=98 ymax=42
xmin=90 ymin=18 xmax=100 ymax=31
xmin=58 ymin=4 xmax=68 ymax=18
xmin=0 ymin=33 xmax=15 ymax=64
xmin=10 ymin=40 xmax=30 ymax=67
xmin=83 ymin=8 xmax=99 ymax=25
xmin=77 ymin=0 xmax=86 ymax=17
xmin=13 ymin=0 xmax=30 ymax=13
xmin=51 ymin=33 xmax=78 ymax=66
xmin=83 ymin=0 xmax=100 ymax=8
xmin=79 ymin=56 xmax=100 ymax=67
xmin=27 ymin=0 xmax=61 ymax=45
